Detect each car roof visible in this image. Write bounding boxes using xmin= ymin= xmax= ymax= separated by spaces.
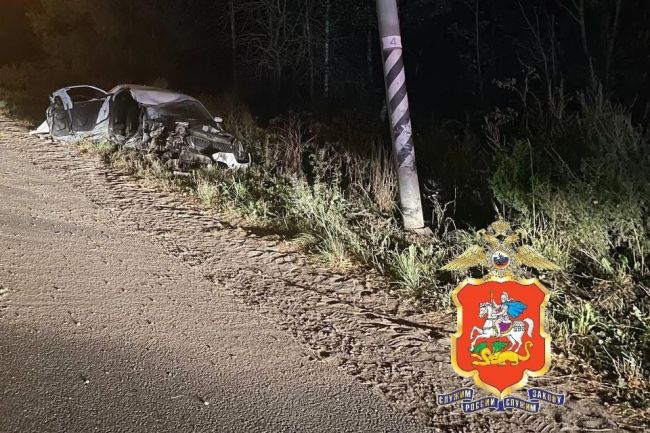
xmin=109 ymin=84 xmax=200 ymax=107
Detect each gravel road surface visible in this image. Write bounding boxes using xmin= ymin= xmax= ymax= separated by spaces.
xmin=0 ymin=144 xmax=426 ymax=432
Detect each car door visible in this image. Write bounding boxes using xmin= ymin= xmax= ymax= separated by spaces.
xmin=46 ymin=86 xmax=108 ymax=137
xmin=46 ymin=91 xmax=71 ymax=137
xmin=66 ymin=86 xmax=108 ymax=133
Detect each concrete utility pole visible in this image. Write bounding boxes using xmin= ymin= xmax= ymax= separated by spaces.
xmin=376 ymin=0 xmax=425 ymax=230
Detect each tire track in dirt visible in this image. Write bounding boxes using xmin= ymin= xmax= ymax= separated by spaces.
xmin=0 ymin=114 xmax=634 ymax=432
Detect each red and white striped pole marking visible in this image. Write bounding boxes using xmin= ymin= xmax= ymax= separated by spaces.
xmin=377 ymin=0 xmax=425 ymax=230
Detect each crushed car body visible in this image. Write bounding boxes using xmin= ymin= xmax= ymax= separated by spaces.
xmin=31 ymin=84 xmax=251 ymax=170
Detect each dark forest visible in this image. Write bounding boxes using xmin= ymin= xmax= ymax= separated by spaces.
xmin=3 ymin=1 xmax=650 ymax=121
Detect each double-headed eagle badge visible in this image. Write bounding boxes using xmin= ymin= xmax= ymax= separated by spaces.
xmin=442 ymin=219 xmax=560 ymax=277
xmin=438 ymin=219 xmax=563 ymax=403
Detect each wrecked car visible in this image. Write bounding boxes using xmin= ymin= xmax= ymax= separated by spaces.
xmin=32 ymin=84 xmax=251 ymax=170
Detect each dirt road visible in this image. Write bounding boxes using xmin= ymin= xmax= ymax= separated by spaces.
xmin=0 ymin=113 xmax=640 ymax=432
xmin=0 ymin=128 xmax=424 ymax=432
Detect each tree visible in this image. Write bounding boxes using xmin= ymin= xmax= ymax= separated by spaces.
xmin=324 ymin=0 xmax=331 ymax=99
xmin=235 ymin=0 xmax=306 ymax=104
xmin=229 ymin=0 xmax=238 ymax=88
xmin=448 ymin=0 xmax=489 ymax=104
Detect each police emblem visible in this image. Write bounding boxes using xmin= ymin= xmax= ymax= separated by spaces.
xmin=438 ymin=219 xmax=566 ymax=413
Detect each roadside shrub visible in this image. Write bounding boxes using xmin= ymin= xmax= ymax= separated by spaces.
xmin=196 ymin=180 xmax=220 ymax=207
xmin=75 ymin=139 xmax=115 ymax=157
xmin=489 ymin=96 xmax=650 ymax=405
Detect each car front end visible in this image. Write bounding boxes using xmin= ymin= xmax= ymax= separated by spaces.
xmin=141 ymin=100 xmax=252 ymax=171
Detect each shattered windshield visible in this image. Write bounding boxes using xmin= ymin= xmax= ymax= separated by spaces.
xmin=146 ymin=101 xmax=213 ymax=123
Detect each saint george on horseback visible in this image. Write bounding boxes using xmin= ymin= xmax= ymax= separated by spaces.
xmin=493 ymin=291 xmax=527 ymax=336
xmin=470 ymin=291 xmax=533 ymax=353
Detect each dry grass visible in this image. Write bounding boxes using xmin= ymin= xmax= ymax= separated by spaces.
xmin=196 ymin=181 xmax=220 ymax=207
xmin=74 ymin=139 xmax=116 ymax=157
xmin=61 ymin=96 xmax=649 ymax=408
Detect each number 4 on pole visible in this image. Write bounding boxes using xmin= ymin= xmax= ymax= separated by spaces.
xmin=376 ymin=0 xmax=426 ymax=231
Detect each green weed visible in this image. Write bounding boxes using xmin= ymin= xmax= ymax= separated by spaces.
xmin=58 ymin=94 xmax=649 ymax=408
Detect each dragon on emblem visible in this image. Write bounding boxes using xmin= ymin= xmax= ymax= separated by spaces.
xmin=471 ymin=341 xmax=533 ymax=366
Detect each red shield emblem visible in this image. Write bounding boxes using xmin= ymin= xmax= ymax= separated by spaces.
xmin=451 ymin=277 xmax=551 ymax=398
